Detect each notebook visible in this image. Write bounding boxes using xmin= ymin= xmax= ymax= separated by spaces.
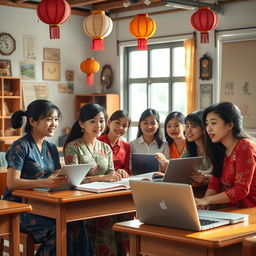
xmin=131 ymin=153 xmax=159 ymax=175
xmin=129 ymin=180 xmax=248 ymax=231
xmin=163 ymin=156 xmax=204 ymax=184
xmin=34 ymin=163 xmax=92 ymax=192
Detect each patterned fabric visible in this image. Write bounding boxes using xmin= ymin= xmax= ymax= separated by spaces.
xmin=208 ymin=138 xmax=256 ymax=208
xmin=64 ymin=136 xmax=131 ymax=256
xmin=169 ymin=141 xmax=186 ymax=159
xmin=3 ymin=133 xmax=91 ymax=256
xmin=181 ymin=147 xmax=212 ymax=171
xmin=98 ymin=134 xmax=131 ymax=174
xmin=64 ymin=137 xmax=115 ymax=176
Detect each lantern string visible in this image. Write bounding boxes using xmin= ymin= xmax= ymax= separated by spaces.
xmin=92 ymin=39 xmax=104 ymax=50
xmin=49 ymin=25 xmax=60 ymax=39
xmin=137 ymin=38 xmax=147 ymax=50
xmin=86 ymin=74 xmax=94 ymax=85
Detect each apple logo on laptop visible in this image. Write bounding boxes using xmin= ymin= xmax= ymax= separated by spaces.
xmin=159 ymin=200 xmax=168 ymax=210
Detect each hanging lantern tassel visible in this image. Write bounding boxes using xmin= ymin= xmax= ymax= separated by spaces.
xmin=190 ymin=7 xmax=218 ymax=44
xmin=92 ymin=38 xmax=104 ymax=50
xmin=49 ymin=24 xmax=60 ymax=39
xmin=129 ymin=14 xmax=156 ymax=50
xmin=80 ymin=58 xmax=100 ymax=86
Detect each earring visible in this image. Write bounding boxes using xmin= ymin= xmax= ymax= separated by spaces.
xmin=81 ymin=128 xmax=84 ymax=132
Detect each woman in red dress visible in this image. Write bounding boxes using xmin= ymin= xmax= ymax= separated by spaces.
xmin=195 ymin=102 xmax=256 ymax=209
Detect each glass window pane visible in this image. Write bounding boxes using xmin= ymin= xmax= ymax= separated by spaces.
xmin=151 ymin=48 xmax=170 ymax=78
xmin=129 ymin=126 xmax=138 ymax=141
xmin=172 ymin=82 xmax=187 ymax=115
xmin=173 ymin=47 xmax=185 ymax=77
xmin=129 ymin=83 xmax=147 ymax=121
xmin=129 ymin=51 xmax=147 ymax=78
xmin=151 ymin=83 xmax=169 ymax=122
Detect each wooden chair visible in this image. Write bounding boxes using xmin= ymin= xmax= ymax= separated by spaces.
xmin=243 ymin=236 xmax=256 ymax=256
xmin=0 ymin=167 xmax=40 ymax=256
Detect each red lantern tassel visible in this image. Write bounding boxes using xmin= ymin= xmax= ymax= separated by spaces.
xmin=200 ymin=32 xmax=209 ymax=44
xmin=137 ymin=38 xmax=147 ymax=50
xmin=86 ymin=74 xmax=94 ymax=85
xmin=49 ymin=25 xmax=60 ymax=39
xmin=92 ymin=39 xmax=104 ymax=50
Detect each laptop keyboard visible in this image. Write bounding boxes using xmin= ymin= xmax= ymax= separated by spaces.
xmin=200 ymin=218 xmax=219 ymax=226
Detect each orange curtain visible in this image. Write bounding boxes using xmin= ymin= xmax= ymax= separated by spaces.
xmin=184 ymin=38 xmax=196 ymax=113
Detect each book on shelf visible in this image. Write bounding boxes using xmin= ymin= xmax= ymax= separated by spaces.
xmin=75 ymin=172 xmax=164 ymax=193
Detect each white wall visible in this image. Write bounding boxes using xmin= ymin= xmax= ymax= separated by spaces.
xmin=0 ymin=1 xmax=256 ymax=144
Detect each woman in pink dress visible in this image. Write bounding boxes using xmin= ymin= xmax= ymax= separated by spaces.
xmin=195 ymin=102 xmax=256 ymax=209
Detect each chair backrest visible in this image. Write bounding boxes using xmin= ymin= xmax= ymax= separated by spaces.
xmin=0 ymin=152 xmax=7 ymax=167
xmin=243 ymin=236 xmax=256 ymax=256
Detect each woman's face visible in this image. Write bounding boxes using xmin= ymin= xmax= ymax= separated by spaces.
xmin=80 ymin=112 xmax=105 ymax=138
xmin=139 ymin=115 xmax=159 ymax=137
xmin=108 ymin=117 xmax=129 ymax=138
xmin=185 ymin=120 xmax=204 ymax=143
xmin=30 ymin=110 xmax=59 ymax=138
xmin=166 ymin=117 xmax=185 ymax=140
xmin=205 ymin=112 xmax=233 ymax=143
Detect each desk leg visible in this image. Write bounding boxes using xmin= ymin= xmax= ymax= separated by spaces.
xmin=130 ymin=234 xmax=140 ymax=256
xmin=10 ymin=213 xmax=20 ymax=256
xmin=56 ymin=205 xmax=67 ymax=256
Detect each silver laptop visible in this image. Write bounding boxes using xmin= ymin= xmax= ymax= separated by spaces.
xmin=163 ymin=156 xmax=204 ymax=184
xmin=131 ymin=153 xmax=159 ymax=175
xmin=130 ymin=180 xmax=232 ymax=231
xmin=34 ymin=163 xmax=92 ymax=192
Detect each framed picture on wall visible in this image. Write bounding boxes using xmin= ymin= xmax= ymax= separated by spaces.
xmin=42 ymin=62 xmax=60 ymax=81
xmin=200 ymin=84 xmax=213 ymax=110
xmin=43 ymin=48 xmax=60 ymax=61
xmin=0 ymin=59 xmax=12 ymax=76
xmin=199 ymin=54 xmax=212 ymax=80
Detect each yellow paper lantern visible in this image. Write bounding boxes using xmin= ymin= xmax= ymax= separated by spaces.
xmin=129 ymin=13 xmax=156 ymax=50
xmin=80 ymin=58 xmax=100 ymax=85
xmin=83 ymin=10 xmax=113 ymax=50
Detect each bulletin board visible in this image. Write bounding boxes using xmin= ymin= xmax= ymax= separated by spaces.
xmin=220 ymin=40 xmax=256 ymax=129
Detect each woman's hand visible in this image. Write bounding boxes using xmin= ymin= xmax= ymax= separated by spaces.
xmin=116 ymin=169 xmax=129 ymax=178
xmin=195 ymin=197 xmax=210 ymax=210
xmin=191 ymin=170 xmax=211 ymax=184
xmin=45 ymin=174 xmax=68 ymax=188
xmin=155 ymin=153 xmax=169 ymax=172
xmin=102 ymin=172 xmax=123 ymax=182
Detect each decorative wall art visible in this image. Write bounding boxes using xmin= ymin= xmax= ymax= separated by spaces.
xmin=20 ymin=61 xmax=36 ymax=80
xmin=199 ymin=54 xmax=212 ymax=80
xmin=43 ymin=61 xmax=60 ymax=81
xmin=58 ymin=83 xmax=73 ymax=94
xmin=0 ymin=59 xmax=12 ymax=76
xmin=65 ymin=70 xmax=74 ymax=81
xmin=43 ymin=48 xmax=60 ymax=61
xmin=200 ymin=84 xmax=213 ymax=110
xmin=23 ymin=35 xmax=37 ymax=61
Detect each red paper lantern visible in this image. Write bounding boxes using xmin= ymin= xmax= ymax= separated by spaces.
xmin=190 ymin=7 xmax=218 ymax=43
xmin=83 ymin=10 xmax=113 ymax=51
xmin=80 ymin=58 xmax=100 ymax=86
xmin=37 ymin=0 xmax=71 ymax=39
xmin=129 ymin=14 xmax=156 ymax=50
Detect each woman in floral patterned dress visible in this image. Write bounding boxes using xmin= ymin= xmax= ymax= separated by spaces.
xmin=64 ymin=103 xmax=130 ymax=256
xmin=3 ymin=99 xmax=91 ymax=256
xmin=195 ymin=102 xmax=256 ymax=209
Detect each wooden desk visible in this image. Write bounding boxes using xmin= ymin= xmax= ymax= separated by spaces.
xmin=0 ymin=200 xmax=32 ymax=256
xmin=113 ymin=207 xmax=256 ymax=256
xmin=13 ymin=189 xmax=136 ymax=256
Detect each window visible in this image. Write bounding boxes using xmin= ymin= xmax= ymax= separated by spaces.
xmin=123 ymin=42 xmax=186 ymax=140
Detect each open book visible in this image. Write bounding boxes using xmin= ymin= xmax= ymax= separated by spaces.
xmin=75 ymin=172 xmax=164 ymax=193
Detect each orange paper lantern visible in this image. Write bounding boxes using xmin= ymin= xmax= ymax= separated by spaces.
xmin=83 ymin=10 xmax=113 ymax=50
xmin=80 ymin=58 xmax=100 ymax=85
xmin=129 ymin=13 xmax=156 ymax=50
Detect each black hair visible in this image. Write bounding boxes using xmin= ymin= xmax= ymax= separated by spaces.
xmin=164 ymin=111 xmax=185 ymax=145
xmin=184 ymin=110 xmax=205 ymax=157
xmin=203 ymin=102 xmax=249 ymax=178
xmin=137 ymin=108 xmax=164 ymax=149
xmin=104 ymin=110 xmax=131 ymax=134
xmin=11 ymin=99 xmax=62 ymax=134
xmin=64 ymin=103 xmax=107 ymax=148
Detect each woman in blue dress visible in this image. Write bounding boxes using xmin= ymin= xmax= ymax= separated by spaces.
xmin=3 ymin=99 xmax=91 ymax=256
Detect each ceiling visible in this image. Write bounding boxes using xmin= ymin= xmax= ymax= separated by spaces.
xmin=0 ymin=0 xmax=249 ymax=16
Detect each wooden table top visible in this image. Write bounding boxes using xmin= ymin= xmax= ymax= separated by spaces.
xmin=113 ymin=207 xmax=256 ymax=248
xmin=0 ymin=200 xmax=32 ymax=215
xmin=0 ymin=167 xmax=7 ymax=173
xmin=13 ymin=188 xmax=133 ymax=203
